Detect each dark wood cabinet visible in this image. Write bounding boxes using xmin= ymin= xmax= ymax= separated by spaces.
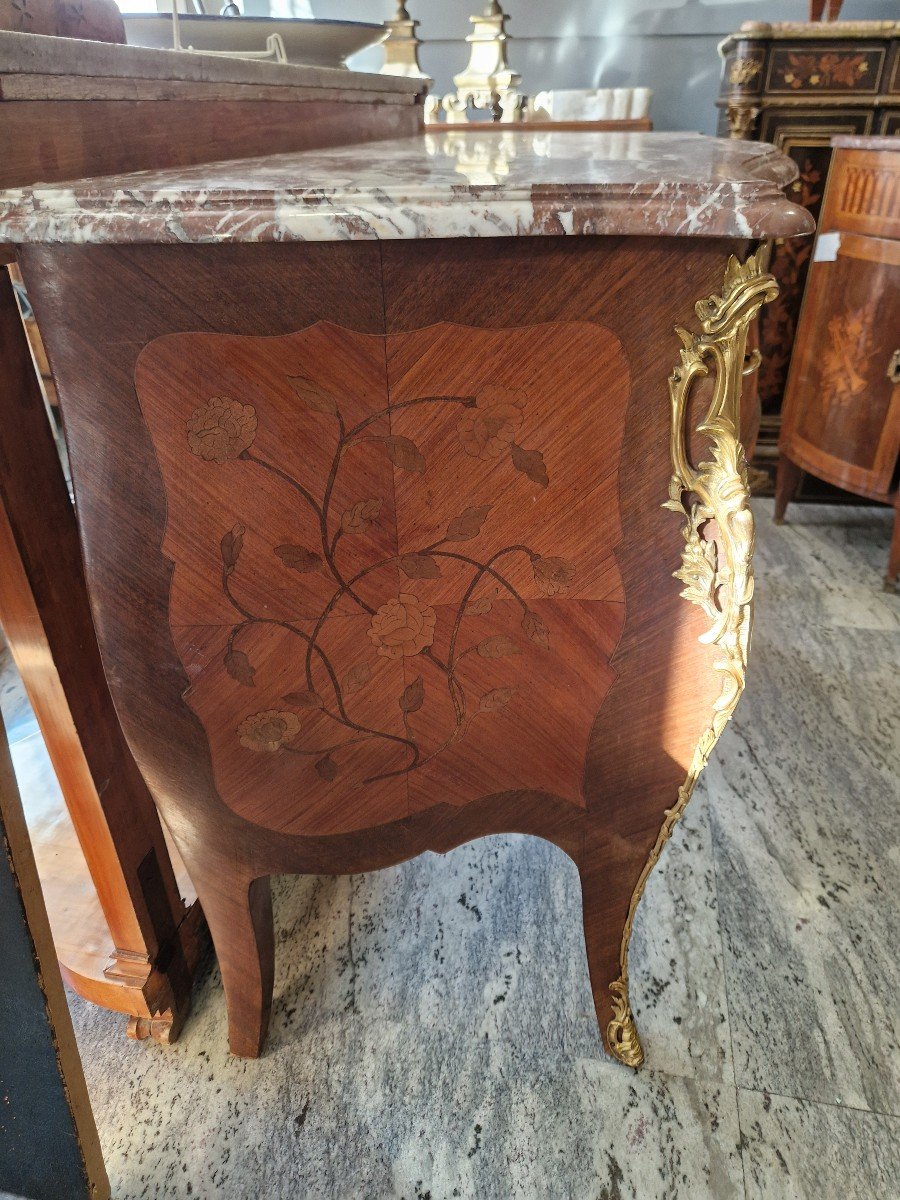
xmin=776 ymin=137 xmax=900 ymax=589
xmin=716 ymin=20 xmax=899 ymax=490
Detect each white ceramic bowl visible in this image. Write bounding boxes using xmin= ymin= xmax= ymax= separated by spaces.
xmin=123 ymin=15 xmax=387 ymax=69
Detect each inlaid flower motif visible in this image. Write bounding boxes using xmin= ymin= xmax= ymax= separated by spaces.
xmin=532 ymin=555 xmax=575 ymax=596
xmin=457 ymin=387 xmax=524 ymax=460
xmin=781 ymin=51 xmax=869 ymax=91
xmin=206 ymin=369 xmax=566 ymax=785
xmin=367 ymin=593 xmax=436 ymax=659
xmin=187 ymin=397 xmax=257 ymax=463
xmin=238 ymin=709 xmax=301 ymax=753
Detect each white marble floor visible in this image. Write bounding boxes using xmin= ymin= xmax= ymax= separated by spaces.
xmin=3 ymin=500 xmax=898 ymax=1199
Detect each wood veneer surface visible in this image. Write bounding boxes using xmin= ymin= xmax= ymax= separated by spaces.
xmin=19 ymin=235 xmax=748 ymax=1059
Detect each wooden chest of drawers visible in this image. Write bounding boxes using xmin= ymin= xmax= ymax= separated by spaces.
xmin=0 ymin=132 xmax=812 ymax=1064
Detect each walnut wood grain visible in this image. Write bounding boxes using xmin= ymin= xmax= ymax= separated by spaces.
xmin=19 ymin=235 xmax=750 ymax=1061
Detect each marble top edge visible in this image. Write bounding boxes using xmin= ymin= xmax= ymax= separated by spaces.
xmin=0 ymin=132 xmax=814 ymax=245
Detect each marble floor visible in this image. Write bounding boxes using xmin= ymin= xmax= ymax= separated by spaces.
xmin=3 ymin=500 xmax=898 ymax=1199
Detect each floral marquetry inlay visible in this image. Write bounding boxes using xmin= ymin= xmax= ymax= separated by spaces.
xmin=770 ymin=48 xmax=880 ymax=92
xmin=821 ymin=299 xmax=878 ymax=406
xmin=134 ymin=321 xmax=629 ymax=837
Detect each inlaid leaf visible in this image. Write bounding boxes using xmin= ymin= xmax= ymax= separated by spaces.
xmin=521 ymin=609 xmax=550 ymax=650
xmin=224 ymin=648 xmax=255 ymax=687
xmin=399 ymin=676 xmax=425 ymax=714
xmin=400 ymin=553 xmax=442 ymax=580
xmin=381 ymin=435 xmax=426 ymax=473
xmin=532 ymin=555 xmax=575 ymax=596
xmin=275 ymin=544 xmax=324 ymax=574
xmin=445 ymin=505 xmax=491 ymax=542
xmin=466 ymin=596 xmax=493 ymax=615
xmin=511 ymin=443 xmax=549 ymax=488
xmin=315 ymin=754 xmax=339 ymax=782
xmin=220 ymin=523 xmax=245 ymax=574
xmin=343 ymin=661 xmax=372 ymax=695
xmin=341 ymin=498 xmax=382 ymax=535
xmin=479 ymin=686 xmax=516 ymax=712
xmin=476 ymin=635 xmax=520 ymax=659
xmin=289 ymin=374 xmax=339 ymax=416
xmin=282 ymin=689 xmax=324 ymax=710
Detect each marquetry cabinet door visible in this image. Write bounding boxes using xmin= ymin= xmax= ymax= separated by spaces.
xmin=780 ymin=235 xmax=900 ymax=502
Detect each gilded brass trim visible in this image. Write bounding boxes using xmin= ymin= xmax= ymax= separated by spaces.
xmin=726 ymin=102 xmax=760 ymax=139
xmin=606 ymin=250 xmax=778 ymax=1070
xmin=729 ymin=57 xmax=762 ymax=86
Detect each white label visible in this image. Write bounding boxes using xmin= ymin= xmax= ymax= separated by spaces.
xmin=813 ymin=231 xmax=841 ymax=262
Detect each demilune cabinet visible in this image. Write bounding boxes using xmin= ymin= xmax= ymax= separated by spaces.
xmin=775 ymin=136 xmax=900 ymax=589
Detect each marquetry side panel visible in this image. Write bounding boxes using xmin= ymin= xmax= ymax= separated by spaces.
xmin=781 ymin=240 xmax=900 ymax=501
xmin=19 ymin=236 xmax=752 ymax=1063
xmin=18 ymin=234 xmax=736 ymax=863
xmin=133 ymin=320 xmax=629 ymax=837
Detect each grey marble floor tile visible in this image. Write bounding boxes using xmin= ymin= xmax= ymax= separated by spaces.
xmin=750 ymin=498 xmax=899 ymax=632
xmin=629 ymin=783 xmax=734 ymax=1084
xmin=70 ymin=837 xmax=744 ymax=1199
xmin=738 ymin=1089 xmax=900 ymax=1200
xmin=273 ymin=792 xmax=733 ymax=1087
xmin=707 ymin=619 xmax=899 ymax=1115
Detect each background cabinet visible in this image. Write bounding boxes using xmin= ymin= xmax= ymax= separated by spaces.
xmin=775 ymin=137 xmax=900 ymax=589
xmin=716 ymin=20 xmax=899 ymax=493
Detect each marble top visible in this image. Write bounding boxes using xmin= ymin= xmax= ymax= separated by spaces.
xmin=0 ymin=131 xmax=814 ymax=245
xmin=735 ymin=20 xmax=898 ymax=39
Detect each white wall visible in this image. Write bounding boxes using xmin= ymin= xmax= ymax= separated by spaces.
xmin=302 ymin=0 xmax=898 ymax=134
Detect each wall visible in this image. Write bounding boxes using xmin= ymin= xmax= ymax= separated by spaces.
xmin=304 ymin=0 xmax=897 ymax=134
